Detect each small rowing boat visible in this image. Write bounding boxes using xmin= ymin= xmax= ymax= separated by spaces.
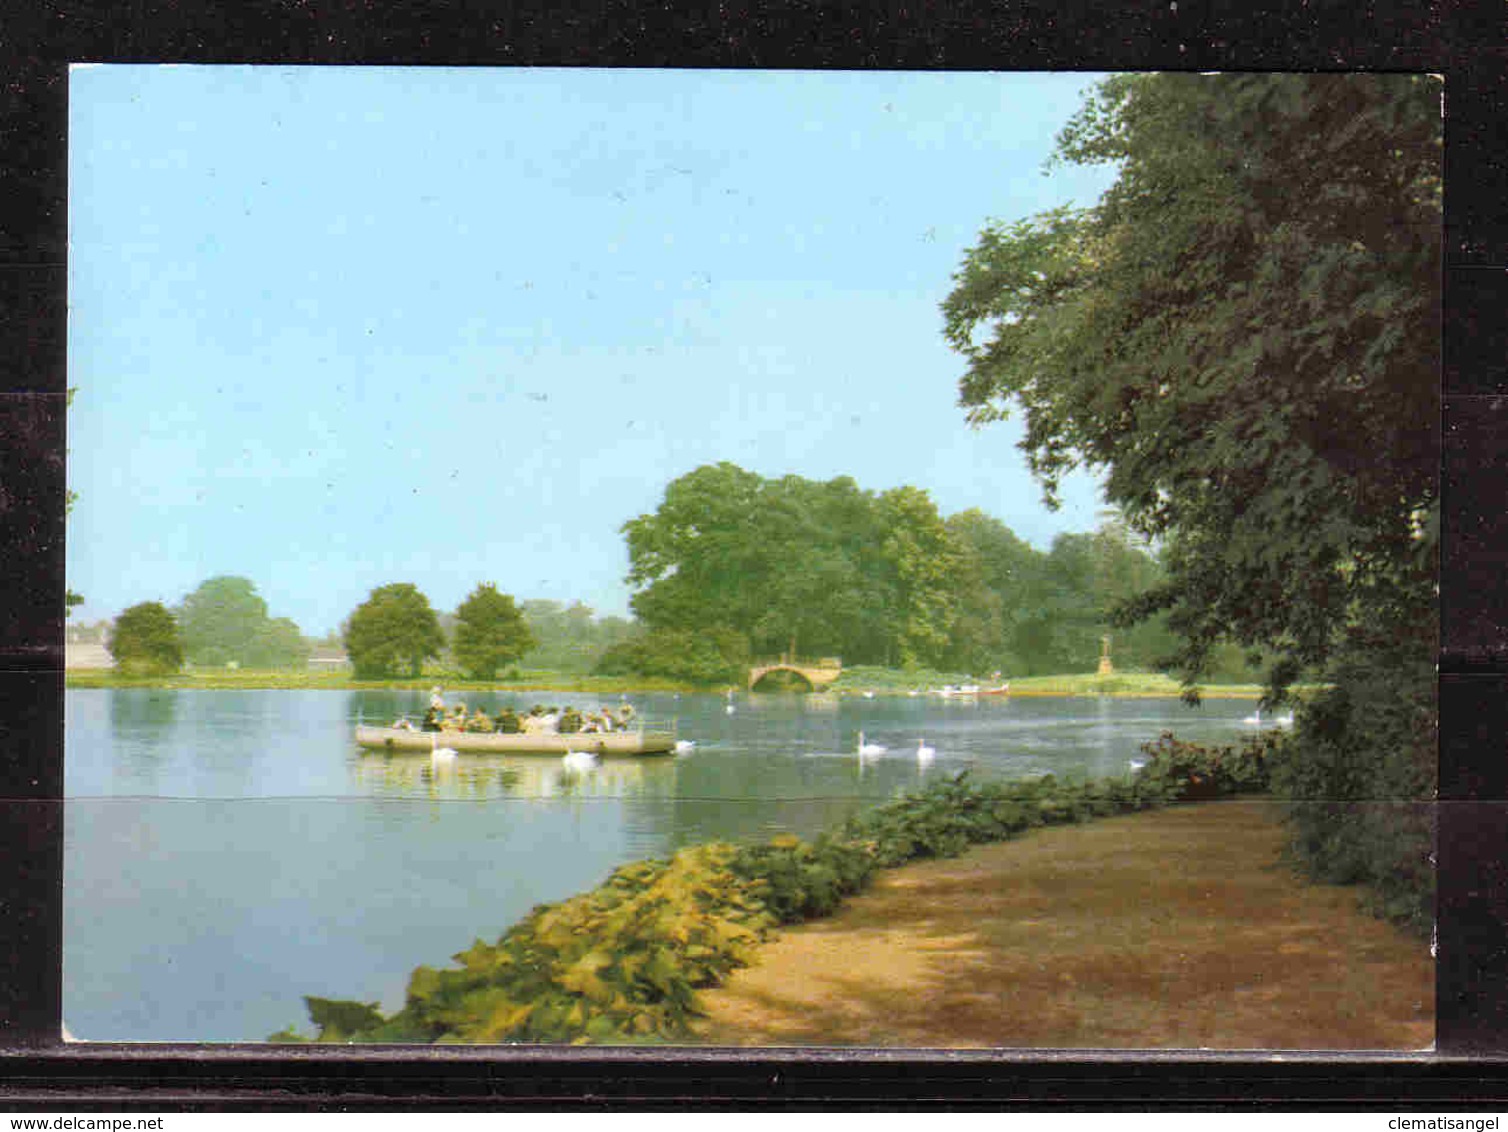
xmin=354 ymin=725 xmax=677 ymax=757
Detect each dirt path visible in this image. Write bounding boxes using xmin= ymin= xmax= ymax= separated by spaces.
xmin=693 ymin=799 xmax=1432 ymax=1050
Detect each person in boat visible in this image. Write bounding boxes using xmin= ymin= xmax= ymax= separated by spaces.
xmin=465 ymin=709 xmax=493 ymax=733
xmin=495 ymin=707 xmax=522 ymax=734
xmin=430 ymin=686 xmax=446 ymax=712
xmin=558 ymin=707 xmax=583 ymax=734
xmin=392 ymin=717 xmax=416 ymax=731
xmin=421 ymin=706 xmax=443 ymax=732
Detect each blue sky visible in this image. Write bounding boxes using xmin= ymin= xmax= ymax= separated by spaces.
xmin=67 ymin=66 xmax=1117 ymax=637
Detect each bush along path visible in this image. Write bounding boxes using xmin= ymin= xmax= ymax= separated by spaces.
xmin=270 ymin=732 xmax=1280 ymax=1045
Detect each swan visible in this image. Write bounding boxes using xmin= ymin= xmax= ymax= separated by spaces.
xmin=857 ymin=732 xmax=886 ymax=757
xmin=562 ymin=749 xmax=598 ymax=771
xmin=916 ymin=738 xmax=936 ymax=762
xmin=862 ymin=691 xmax=876 ymax=700
xmin=674 ymin=739 xmax=696 ymax=754
xmin=429 ymin=732 xmax=458 ymax=761
xmin=1275 ymin=711 xmax=1295 ymax=727
xmin=1242 ymin=708 xmax=1263 ymax=726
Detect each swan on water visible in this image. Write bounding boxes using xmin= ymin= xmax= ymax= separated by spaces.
xmin=562 ymin=749 xmax=598 ymax=771
xmin=916 ymin=738 xmax=936 ymax=762
xmin=674 ymin=739 xmax=696 ymax=754
xmin=1242 ymin=708 xmax=1263 ymax=726
xmin=430 ymin=733 xmax=458 ymax=761
xmin=1276 ymin=711 xmax=1295 ymax=727
xmin=857 ymin=732 xmax=886 ymax=756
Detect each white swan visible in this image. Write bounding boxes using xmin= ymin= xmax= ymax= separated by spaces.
xmin=916 ymin=738 xmax=936 ymax=762
xmin=857 ymin=731 xmax=886 ymax=756
xmin=562 ymin=749 xmax=598 ymax=771
xmin=430 ymin=733 xmax=458 ymax=762
xmin=1242 ymin=708 xmax=1263 ymax=726
xmin=674 ymin=739 xmax=696 ymax=754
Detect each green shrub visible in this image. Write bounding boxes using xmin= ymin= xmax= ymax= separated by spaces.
xmin=1268 ymin=632 xmax=1435 ymax=936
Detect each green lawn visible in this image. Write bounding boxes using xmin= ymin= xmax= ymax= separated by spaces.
xmin=65 ymin=664 xmax=1285 ymax=699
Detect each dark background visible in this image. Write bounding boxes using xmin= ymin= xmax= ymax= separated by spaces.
xmin=1 ymin=0 xmax=1503 ymax=1108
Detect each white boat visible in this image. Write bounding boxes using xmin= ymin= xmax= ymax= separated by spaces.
xmin=930 ymin=684 xmax=982 ymax=698
xmin=355 ymin=725 xmax=676 ymax=757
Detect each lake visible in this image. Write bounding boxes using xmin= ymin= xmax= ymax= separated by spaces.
xmin=64 ymin=686 xmax=1265 ymax=1042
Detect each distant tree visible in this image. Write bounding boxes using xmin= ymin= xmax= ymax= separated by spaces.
xmin=243 ymin=617 xmax=313 ymax=670
xmin=453 ymin=584 xmax=536 ymax=680
xmin=343 ymin=584 xmax=445 ymax=679
xmin=176 ymin=576 xmax=270 ymax=666
xmin=876 ymin=486 xmax=968 ymax=669
xmin=176 ymin=576 xmax=309 ymax=668
xmin=594 ymin=626 xmax=749 ymax=686
xmin=519 ymin=600 xmax=637 ymax=673
xmin=108 ymin=601 xmax=183 ymax=675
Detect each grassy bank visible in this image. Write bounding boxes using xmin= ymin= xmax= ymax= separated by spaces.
xmin=271 ymin=732 xmax=1280 ymax=1045
xmin=63 ymin=668 xmax=695 ymax=694
xmin=67 ymin=664 xmax=1275 ymax=699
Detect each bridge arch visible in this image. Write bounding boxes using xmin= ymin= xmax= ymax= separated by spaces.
xmin=747 ymin=657 xmax=843 ymax=692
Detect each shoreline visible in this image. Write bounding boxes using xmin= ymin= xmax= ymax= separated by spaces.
xmin=63 ymin=670 xmax=1275 ymax=700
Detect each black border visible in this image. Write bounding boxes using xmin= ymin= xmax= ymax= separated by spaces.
xmin=5 ymin=0 xmax=1505 ymax=1108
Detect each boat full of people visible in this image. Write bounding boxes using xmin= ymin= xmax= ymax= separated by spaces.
xmin=355 ymin=691 xmax=678 ymax=757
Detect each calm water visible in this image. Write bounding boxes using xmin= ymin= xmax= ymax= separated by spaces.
xmin=65 ymin=687 xmax=1261 ymax=1041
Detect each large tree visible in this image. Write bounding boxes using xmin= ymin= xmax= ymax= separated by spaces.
xmin=943 ymin=73 xmax=1439 ymax=928
xmin=943 ymin=73 xmax=1438 ymax=694
xmin=452 ymin=583 xmax=536 ymax=680
xmin=343 ymin=583 xmax=445 ymax=679
xmin=108 ymin=601 xmax=183 ymax=675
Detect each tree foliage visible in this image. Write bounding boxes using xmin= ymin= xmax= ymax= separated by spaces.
xmin=943 ymin=73 xmax=1440 ymax=927
xmin=452 ymin=583 xmax=536 ymax=680
xmin=943 ymin=73 xmax=1440 ymax=695
xmin=175 ymin=576 xmax=310 ymax=669
xmin=343 ymin=583 xmax=445 ymax=679
xmin=518 ymin=600 xmax=636 ymax=674
xmin=621 ymin=463 xmax=1177 ymax=677
xmin=108 ymin=601 xmax=184 ymax=675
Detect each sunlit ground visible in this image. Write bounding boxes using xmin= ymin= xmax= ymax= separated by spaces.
xmin=693 ymin=799 xmax=1432 ymax=1050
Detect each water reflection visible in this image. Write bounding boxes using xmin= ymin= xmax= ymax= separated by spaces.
xmin=348 ymin=751 xmax=679 ymax=801
xmin=108 ymin=688 xmax=177 ymax=732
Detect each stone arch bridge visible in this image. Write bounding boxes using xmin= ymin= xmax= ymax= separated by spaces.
xmin=748 ymin=656 xmax=843 ymax=691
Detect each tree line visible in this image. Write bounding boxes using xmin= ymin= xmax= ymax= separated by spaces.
xmin=600 ymin=461 xmax=1204 ymax=685
xmin=101 ymin=579 xmax=629 ymax=680
xmin=99 ymin=488 xmax=1232 ymax=685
